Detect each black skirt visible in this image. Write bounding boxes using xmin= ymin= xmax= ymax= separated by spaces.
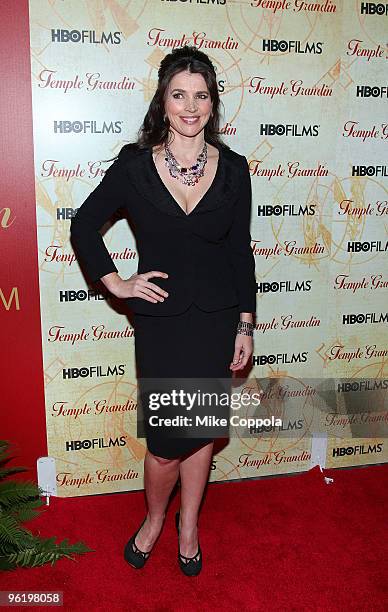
xmin=133 ymin=302 xmax=240 ymax=459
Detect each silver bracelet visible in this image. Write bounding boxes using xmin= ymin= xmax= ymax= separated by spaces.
xmin=237 ymin=321 xmax=254 ymax=336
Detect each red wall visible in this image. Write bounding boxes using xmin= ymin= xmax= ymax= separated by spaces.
xmin=0 ymin=0 xmax=47 ymax=475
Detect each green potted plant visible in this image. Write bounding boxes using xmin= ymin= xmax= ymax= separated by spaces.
xmin=0 ymin=440 xmax=92 ymax=570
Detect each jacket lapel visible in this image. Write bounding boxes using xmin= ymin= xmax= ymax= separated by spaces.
xmin=121 ymin=143 xmax=240 ymax=218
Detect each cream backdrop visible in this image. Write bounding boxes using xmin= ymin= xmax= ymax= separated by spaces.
xmin=29 ymin=0 xmax=387 ymax=497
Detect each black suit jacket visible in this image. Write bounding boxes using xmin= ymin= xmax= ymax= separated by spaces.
xmin=70 ymin=142 xmax=257 ymax=316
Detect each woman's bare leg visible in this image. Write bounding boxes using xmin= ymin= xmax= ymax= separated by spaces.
xmin=134 ymin=449 xmax=180 ymax=552
xmin=178 ymin=441 xmax=214 ymax=558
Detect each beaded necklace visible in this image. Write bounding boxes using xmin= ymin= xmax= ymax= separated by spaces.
xmin=164 ymin=141 xmax=207 ymax=186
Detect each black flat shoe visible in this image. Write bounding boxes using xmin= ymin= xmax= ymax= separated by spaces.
xmin=124 ymin=516 xmax=154 ymax=569
xmin=175 ymin=511 xmax=202 ymax=576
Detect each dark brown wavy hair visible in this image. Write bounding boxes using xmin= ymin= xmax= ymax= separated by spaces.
xmin=132 ymin=45 xmax=229 ymax=151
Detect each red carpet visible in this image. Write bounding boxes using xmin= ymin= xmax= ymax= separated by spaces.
xmin=2 ymin=464 xmax=387 ymax=611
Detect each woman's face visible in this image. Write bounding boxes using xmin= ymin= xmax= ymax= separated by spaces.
xmin=163 ymin=70 xmax=213 ymax=139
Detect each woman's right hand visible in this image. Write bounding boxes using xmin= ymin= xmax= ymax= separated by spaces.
xmin=101 ymin=271 xmax=169 ymax=303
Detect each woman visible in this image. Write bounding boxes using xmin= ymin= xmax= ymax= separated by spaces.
xmin=70 ymin=45 xmax=256 ymax=577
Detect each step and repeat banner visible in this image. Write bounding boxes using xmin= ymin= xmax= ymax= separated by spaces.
xmin=28 ymin=0 xmax=387 ymax=497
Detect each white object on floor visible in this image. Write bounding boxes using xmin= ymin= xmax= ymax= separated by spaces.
xmin=37 ymin=456 xmax=57 ymax=505
xmin=310 ymin=432 xmax=328 ymax=471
